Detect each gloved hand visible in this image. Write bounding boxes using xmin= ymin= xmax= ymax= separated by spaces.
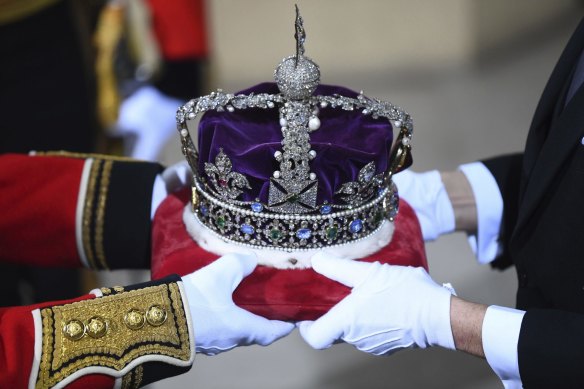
xmin=151 ymin=160 xmax=193 ymax=219
xmin=298 ymin=253 xmax=455 ymax=355
xmin=392 ymin=169 xmax=455 ymax=241
xmin=182 ymin=253 xmax=295 ymax=355
xmin=116 ymin=85 xmax=183 ymax=161
xmin=161 ymin=160 xmax=192 ymax=193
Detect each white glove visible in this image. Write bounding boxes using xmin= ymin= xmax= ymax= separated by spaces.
xmin=161 ymin=160 xmax=192 ymax=193
xmin=298 ymin=253 xmax=455 ymax=355
xmin=151 ymin=160 xmax=193 ymax=219
xmin=116 ymin=85 xmax=182 ymax=161
xmin=182 ymin=253 xmax=295 ymax=355
xmin=392 ymin=169 xmax=455 ymax=241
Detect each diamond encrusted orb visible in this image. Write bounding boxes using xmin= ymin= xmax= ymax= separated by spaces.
xmin=274 ymin=55 xmax=320 ymax=100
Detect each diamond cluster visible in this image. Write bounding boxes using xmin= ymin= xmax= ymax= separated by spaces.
xmin=194 ymin=178 xmax=399 ymax=250
xmin=274 ymin=55 xmax=320 ymax=100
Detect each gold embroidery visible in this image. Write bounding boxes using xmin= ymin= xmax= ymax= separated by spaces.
xmin=36 ymin=283 xmax=191 ymax=389
xmin=121 ymin=371 xmax=132 ymax=389
xmin=34 ymin=150 xmax=140 ymax=162
xmin=121 ymin=365 xmax=144 ymax=389
xmin=134 ymin=365 xmax=144 ymax=387
xmin=82 ymin=160 xmax=102 ymax=269
xmin=95 ymin=159 xmax=113 ymax=270
xmin=102 ymin=286 xmax=124 ymax=296
xmin=100 ymin=287 xmax=112 ymax=295
xmin=169 ymin=283 xmax=190 ymax=354
xmin=39 ymin=309 xmax=55 ymax=389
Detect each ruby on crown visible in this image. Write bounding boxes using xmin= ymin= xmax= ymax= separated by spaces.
xmin=204 ymin=148 xmax=251 ymax=200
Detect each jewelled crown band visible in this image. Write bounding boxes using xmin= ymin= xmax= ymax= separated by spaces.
xmin=176 ymin=6 xmax=413 ymax=252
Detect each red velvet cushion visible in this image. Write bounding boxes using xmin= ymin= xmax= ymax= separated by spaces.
xmin=151 ymin=190 xmax=427 ymax=321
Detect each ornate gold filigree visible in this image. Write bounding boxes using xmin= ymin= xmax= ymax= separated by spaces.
xmin=36 ymin=283 xmax=191 ymax=388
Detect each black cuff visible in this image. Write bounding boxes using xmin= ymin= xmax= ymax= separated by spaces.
xmin=519 ymin=309 xmax=584 ymax=387
xmin=101 ymin=160 xmax=163 ymax=269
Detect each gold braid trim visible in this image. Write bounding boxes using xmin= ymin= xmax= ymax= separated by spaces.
xmin=33 ymin=151 xmax=143 ymax=162
xmin=121 ymin=371 xmax=132 ymax=389
xmin=82 ymin=159 xmax=102 ymax=269
xmin=134 ymin=365 xmax=144 ymax=387
xmin=36 ymin=283 xmax=191 ymax=389
xmin=121 ymin=365 xmax=144 ymax=389
xmin=95 ymin=160 xmax=113 ymax=270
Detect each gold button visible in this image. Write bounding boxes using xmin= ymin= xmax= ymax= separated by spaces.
xmin=63 ymin=319 xmax=86 ymax=341
xmin=146 ymin=305 xmax=167 ymax=327
xmin=124 ymin=309 xmax=145 ymax=330
xmin=86 ymin=316 xmax=108 ymax=338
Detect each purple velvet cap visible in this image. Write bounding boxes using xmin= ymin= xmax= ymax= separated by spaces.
xmin=197 ymin=82 xmax=393 ymax=204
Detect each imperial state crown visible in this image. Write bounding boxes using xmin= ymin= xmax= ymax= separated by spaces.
xmin=175 ymin=5 xmax=413 ymax=268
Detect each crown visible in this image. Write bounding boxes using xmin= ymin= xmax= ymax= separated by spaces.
xmin=176 ymin=6 xmax=413 ymax=254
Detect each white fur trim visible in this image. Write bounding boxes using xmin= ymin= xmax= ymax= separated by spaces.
xmin=75 ymin=159 xmax=94 ymax=268
xmin=182 ymin=204 xmax=395 ymax=269
xmin=28 ymin=310 xmax=43 ymax=389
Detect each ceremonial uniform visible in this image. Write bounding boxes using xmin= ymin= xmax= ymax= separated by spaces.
xmin=0 ymin=153 xmax=194 ymax=388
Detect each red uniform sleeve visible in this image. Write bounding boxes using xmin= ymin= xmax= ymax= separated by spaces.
xmin=0 ymin=295 xmax=94 ymax=389
xmin=0 ymin=154 xmax=83 ymax=267
xmin=0 ymin=153 xmax=163 ymax=270
xmin=0 ymin=276 xmax=193 ymax=388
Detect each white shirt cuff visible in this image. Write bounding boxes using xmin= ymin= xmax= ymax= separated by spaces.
xmin=483 ymin=305 xmax=525 ymax=389
xmin=458 ymin=162 xmax=503 ymax=264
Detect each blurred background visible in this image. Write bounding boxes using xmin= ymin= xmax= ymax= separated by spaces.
xmin=1 ymin=0 xmax=583 ymax=387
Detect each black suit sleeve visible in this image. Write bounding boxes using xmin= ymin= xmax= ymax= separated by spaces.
xmin=518 ymin=309 xmax=584 ymax=387
xmin=481 ymin=153 xmax=523 ymax=270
